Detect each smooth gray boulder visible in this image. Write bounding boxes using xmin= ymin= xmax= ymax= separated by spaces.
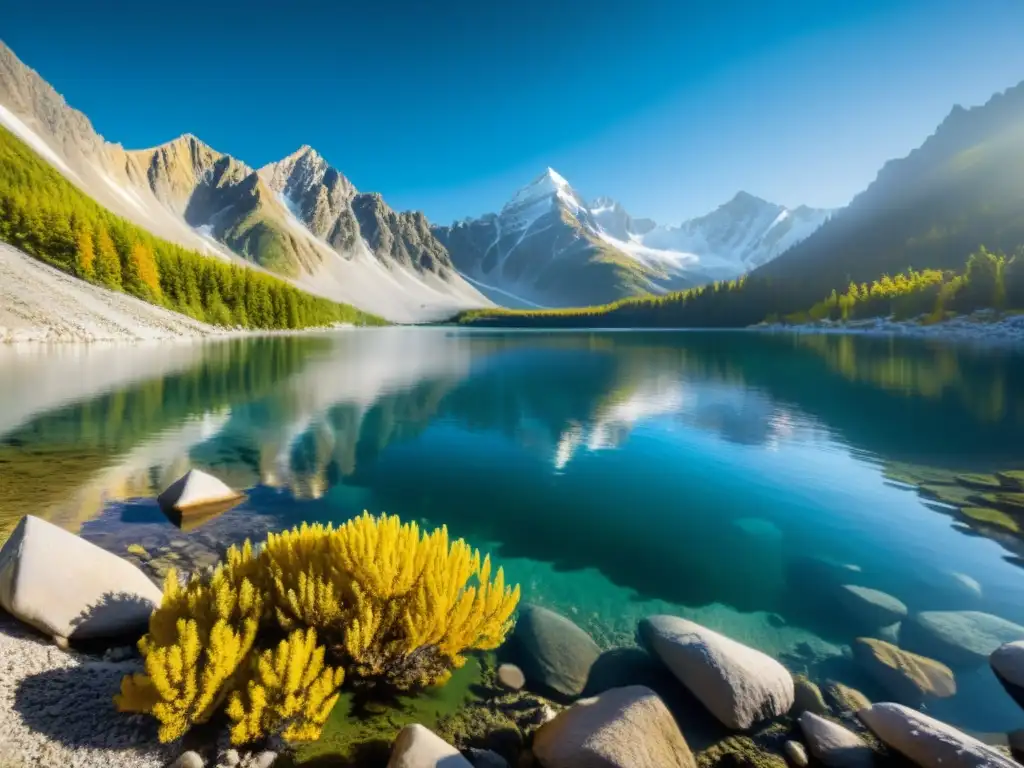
xmin=639 ymin=615 xmax=794 ymax=730
xmin=990 ymin=639 xmax=1024 ymax=710
xmin=0 ymin=515 xmax=162 ymax=640
xmin=858 ymin=703 xmax=1017 ymax=768
xmin=533 ymin=685 xmax=696 ymax=768
xmin=901 ymin=611 xmax=1024 ymax=667
xmin=837 ymin=585 xmax=907 ymax=627
xmin=157 ymin=468 xmax=242 ymax=511
xmin=513 ymin=604 xmax=600 ymax=698
xmin=387 ymin=724 xmax=472 ymax=768
xmin=798 ymin=712 xmax=873 ymax=768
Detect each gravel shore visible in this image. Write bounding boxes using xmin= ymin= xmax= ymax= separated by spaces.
xmin=0 ymin=614 xmax=169 ymax=768
xmin=756 ymin=312 xmax=1024 ymax=346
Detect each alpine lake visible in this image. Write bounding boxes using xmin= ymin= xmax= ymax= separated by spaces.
xmin=3 ymin=327 xmax=1024 ymax=762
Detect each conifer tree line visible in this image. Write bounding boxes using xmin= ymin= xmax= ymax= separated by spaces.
xmin=0 ymin=127 xmax=385 ymax=330
xmin=458 ymin=247 xmax=1024 ymax=328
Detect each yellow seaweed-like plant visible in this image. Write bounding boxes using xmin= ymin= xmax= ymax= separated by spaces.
xmin=264 ymin=513 xmax=521 ymax=688
xmin=226 ymin=628 xmax=344 ymax=743
xmin=115 ymin=541 xmax=265 ymax=742
xmin=117 ymin=513 xmax=520 ymax=745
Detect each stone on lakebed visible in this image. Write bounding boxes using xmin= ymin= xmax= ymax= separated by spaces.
xmin=852 ymin=638 xmax=955 ymax=701
xmin=901 ymin=610 xmax=1024 ymax=667
xmin=858 ymin=703 xmax=1017 ymax=768
xmin=512 ymin=604 xmax=600 ymax=698
xmin=0 ymin=515 xmax=162 ymax=640
xmin=157 ymin=467 xmax=244 ymax=512
xmin=639 ymin=615 xmax=794 ymax=730
xmin=533 ymin=685 xmax=695 ymax=768
xmin=837 ymin=585 xmax=907 ymax=628
xmin=798 ymin=712 xmax=874 ymax=768
xmin=387 ymin=724 xmax=472 ymax=768
xmin=990 ymin=640 xmax=1024 ymax=710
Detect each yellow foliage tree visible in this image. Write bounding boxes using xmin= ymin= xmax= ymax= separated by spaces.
xmin=75 ymin=224 xmax=95 ymax=279
xmin=131 ymin=241 xmax=162 ymax=298
xmin=116 ymin=514 xmax=520 ymax=746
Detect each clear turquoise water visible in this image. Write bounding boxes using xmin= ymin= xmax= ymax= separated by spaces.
xmin=3 ymin=328 xmax=1024 ymax=734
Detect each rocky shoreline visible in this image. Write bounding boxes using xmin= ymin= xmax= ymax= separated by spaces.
xmin=3 ymin=473 xmax=1024 ymax=767
xmin=755 ymin=311 xmax=1024 ymax=346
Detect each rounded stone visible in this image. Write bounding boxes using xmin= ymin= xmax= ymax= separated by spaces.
xmin=498 ymin=663 xmax=526 ymax=691
xmin=798 ymin=712 xmax=874 ymax=768
xmin=792 ymin=675 xmax=830 ymax=717
xmin=901 ymin=611 xmax=1024 ymax=667
xmin=853 ymin=637 xmax=955 ymax=701
xmin=253 ymin=752 xmax=277 ymax=768
xmin=859 ymin=703 xmax=1017 ymax=768
xmin=784 ymin=741 xmax=808 ymax=768
xmin=823 ymin=681 xmax=871 ymax=715
xmin=172 ymin=751 xmax=205 ymax=768
xmin=533 ymin=685 xmax=696 ymax=768
xmin=837 ymin=585 xmax=907 ymax=627
xmin=513 ymin=604 xmax=600 ymax=698
xmin=990 ymin=640 xmax=1024 ymax=710
xmin=639 ymin=615 xmax=794 ymax=730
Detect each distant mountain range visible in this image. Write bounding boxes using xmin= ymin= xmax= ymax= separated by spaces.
xmin=1 ymin=37 xmax=1022 ymax=321
xmin=0 ymin=42 xmax=486 ymax=322
xmin=434 ymin=169 xmax=831 ymax=308
xmin=754 ymin=78 xmax=1024 ymax=310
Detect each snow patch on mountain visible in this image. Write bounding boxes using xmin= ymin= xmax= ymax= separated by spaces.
xmin=0 ymin=104 xmax=80 ymax=181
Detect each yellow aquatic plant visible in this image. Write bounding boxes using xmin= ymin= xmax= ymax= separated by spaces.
xmin=116 ymin=512 xmax=520 ymax=745
xmin=115 ymin=541 xmax=264 ymax=742
xmin=226 ymin=628 xmax=345 ymax=743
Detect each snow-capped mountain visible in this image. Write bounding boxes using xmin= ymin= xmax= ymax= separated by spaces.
xmin=0 ymin=41 xmax=488 ymax=322
xmin=434 ymin=169 xmax=832 ymax=308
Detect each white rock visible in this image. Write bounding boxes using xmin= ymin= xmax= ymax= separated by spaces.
xmin=252 ymin=751 xmax=276 ymax=768
xmin=387 ymin=724 xmax=472 ymax=768
xmin=858 ymin=703 xmax=1017 ymax=768
xmin=157 ymin=468 xmax=242 ymax=511
xmin=533 ymin=685 xmax=695 ymax=768
xmin=0 ymin=515 xmax=162 ymax=639
xmin=798 ymin=712 xmax=873 ymax=768
xmin=640 ymin=615 xmax=794 ymax=730
xmin=172 ymin=752 xmax=205 ymax=768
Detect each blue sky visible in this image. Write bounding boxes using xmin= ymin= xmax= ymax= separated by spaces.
xmin=3 ymin=0 xmax=1024 ymax=224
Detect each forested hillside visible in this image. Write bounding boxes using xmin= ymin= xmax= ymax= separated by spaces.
xmin=0 ymin=126 xmax=385 ymax=330
xmin=454 ymin=248 xmax=1024 ymax=328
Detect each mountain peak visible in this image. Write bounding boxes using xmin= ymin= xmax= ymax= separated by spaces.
xmin=506 ymin=166 xmax=578 ymax=212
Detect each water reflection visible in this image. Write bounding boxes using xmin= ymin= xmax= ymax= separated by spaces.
xmin=3 ymin=329 xmax=1024 ymax=732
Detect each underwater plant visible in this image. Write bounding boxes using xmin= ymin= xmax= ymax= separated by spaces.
xmin=115 ymin=512 xmax=520 ymax=746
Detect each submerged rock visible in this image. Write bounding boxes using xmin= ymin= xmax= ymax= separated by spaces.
xmin=852 ymin=638 xmax=955 ymax=701
xmin=640 ymin=615 xmax=794 ymax=730
xmin=697 ymin=736 xmax=786 ymax=768
xmin=901 ymin=611 xmax=1024 ymax=667
xmin=0 ymin=515 xmax=162 ymax=640
xmin=990 ymin=640 xmax=1024 ymax=710
xmin=467 ymin=748 xmax=510 ymax=768
xmin=172 ymin=752 xmax=204 ymax=768
xmin=533 ymin=685 xmax=695 ymax=768
xmin=387 ymin=724 xmax=472 ymax=768
xmin=858 ymin=703 xmax=1017 ymax=768
xmin=784 ymin=741 xmax=808 ymax=768
xmin=823 ymin=682 xmax=871 ymax=715
xmin=798 ymin=713 xmax=873 ymax=768
xmin=792 ymin=675 xmax=830 ymax=717
xmin=837 ymin=585 xmax=907 ymax=628
xmin=513 ymin=604 xmax=600 ymax=698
